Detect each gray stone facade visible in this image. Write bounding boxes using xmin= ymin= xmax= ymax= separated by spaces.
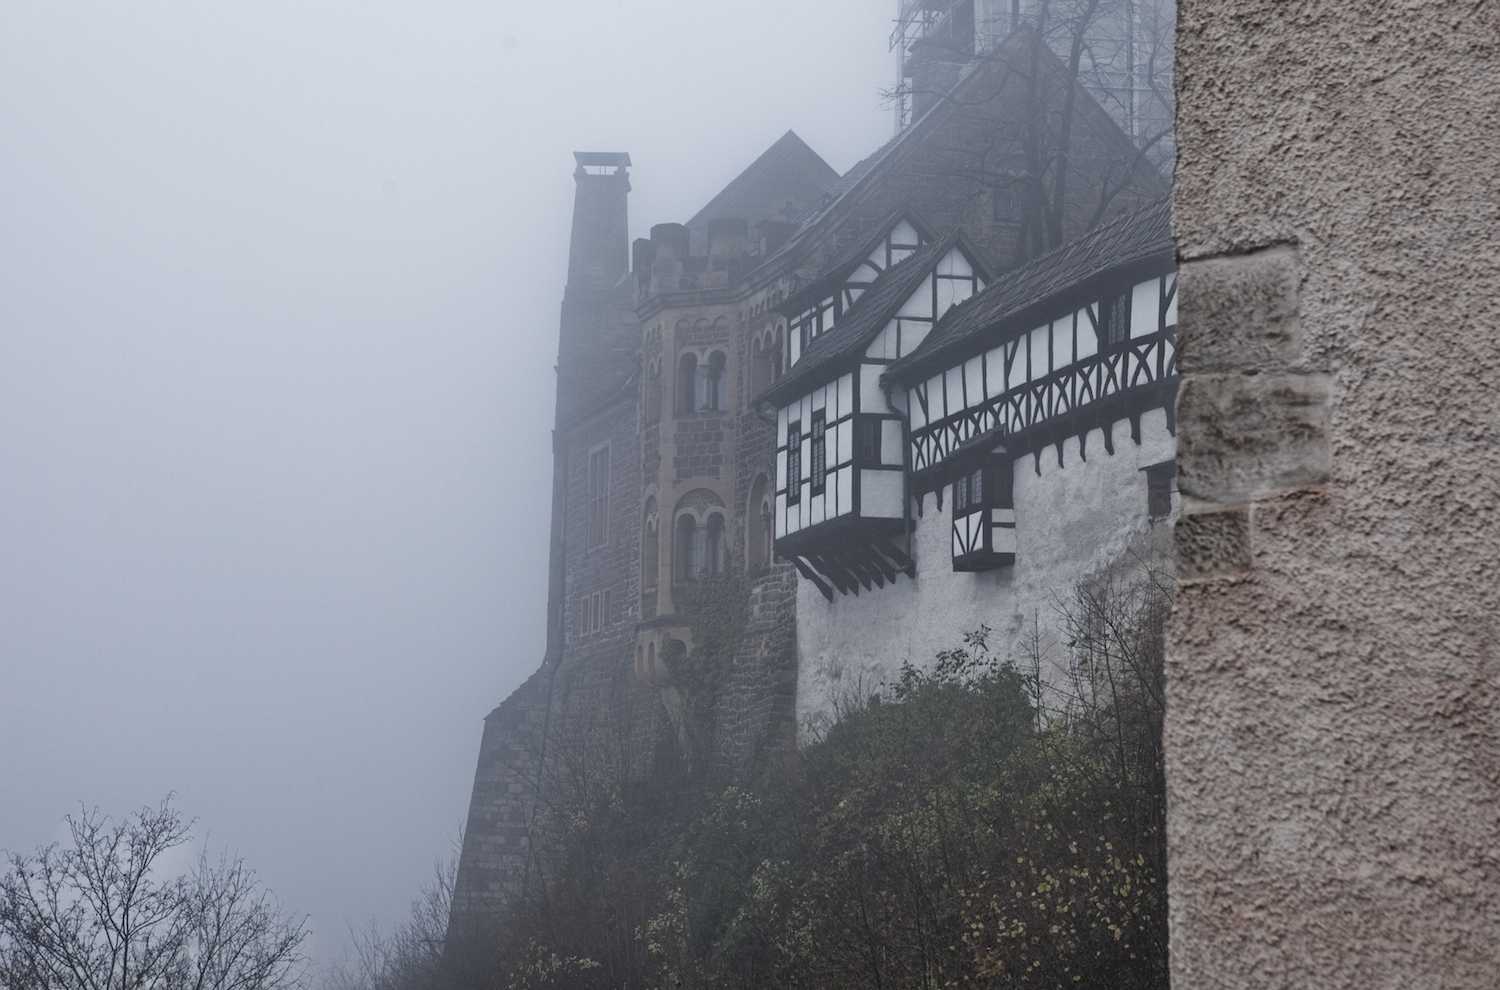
xmin=449 ymin=16 xmax=1170 ymax=939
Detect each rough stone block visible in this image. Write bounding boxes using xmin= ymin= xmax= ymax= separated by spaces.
xmin=1175 ymin=501 xmax=1252 ymax=580
xmin=1176 ymin=246 xmax=1307 ymax=374
xmin=1176 ymin=372 xmax=1332 ymax=502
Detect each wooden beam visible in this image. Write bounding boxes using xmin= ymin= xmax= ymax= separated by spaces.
xmin=876 ymin=537 xmax=917 ymax=578
xmin=804 ymin=553 xmax=850 ymax=596
xmin=791 ymin=556 xmax=834 ymax=602
xmin=865 ymin=543 xmax=898 ymax=585
xmin=834 ymin=540 xmax=875 ymax=592
xmin=810 ymin=552 xmax=859 ymax=596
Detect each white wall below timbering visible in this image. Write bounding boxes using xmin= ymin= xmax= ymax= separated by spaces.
xmin=795 ymin=407 xmax=1177 ymax=738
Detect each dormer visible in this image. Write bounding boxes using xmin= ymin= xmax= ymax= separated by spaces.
xmin=782 ymin=208 xmax=936 ymax=367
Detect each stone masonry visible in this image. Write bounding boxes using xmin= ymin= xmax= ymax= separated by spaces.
xmin=1167 ymin=2 xmax=1500 ymax=987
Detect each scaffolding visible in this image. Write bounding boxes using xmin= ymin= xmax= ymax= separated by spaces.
xmin=889 ymin=0 xmax=1173 ymax=169
xmin=890 ymin=0 xmax=958 ymax=133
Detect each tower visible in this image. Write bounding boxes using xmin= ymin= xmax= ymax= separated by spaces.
xmin=447 ymin=151 xmax=635 ymax=936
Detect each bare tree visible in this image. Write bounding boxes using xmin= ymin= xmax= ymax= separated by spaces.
xmin=0 ymin=797 xmax=308 ymax=990
xmin=891 ymin=0 xmax=1174 ymax=267
xmin=326 ymin=851 xmax=460 ymax=990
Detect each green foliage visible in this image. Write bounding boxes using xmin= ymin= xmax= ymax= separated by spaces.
xmin=494 ymin=555 xmax=1170 ymax=990
xmin=669 ymin=565 xmax=750 ymax=715
xmin=505 ymin=942 xmax=600 ymax=990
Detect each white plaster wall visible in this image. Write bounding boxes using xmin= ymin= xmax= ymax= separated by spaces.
xmin=796 ymin=407 xmax=1175 ymax=737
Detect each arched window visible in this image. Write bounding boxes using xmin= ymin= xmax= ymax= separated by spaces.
xmin=771 ymin=328 xmax=785 ymax=379
xmin=642 ymin=498 xmax=659 ymax=589
xmin=701 ymin=351 xmax=727 ymax=411
xmin=748 ymin=474 xmax=771 ymax=570
xmin=644 ymin=361 xmax=662 ymax=425
xmin=675 ymin=514 xmax=698 ymax=583
xmin=677 ymin=353 xmax=698 ymax=414
xmin=752 ymin=338 xmax=772 ymax=397
xmin=705 ymin=513 xmax=726 ymax=575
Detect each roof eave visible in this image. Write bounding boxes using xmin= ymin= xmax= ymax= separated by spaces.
xmin=884 ymin=246 xmax=1175 ymax=386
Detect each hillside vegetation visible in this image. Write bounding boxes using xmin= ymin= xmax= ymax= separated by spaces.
xmin=350 ymin=551 xmax=1170 ymax=990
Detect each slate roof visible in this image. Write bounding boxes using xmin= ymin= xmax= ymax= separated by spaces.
xmin=752 ymin=23 xmax=1056 ymax=275
xmin=754 ymin=136 xmax=904 ymax=273
xmin=884 ymin=196 xmax=1174 ymax=384
xmin=757 ymin=229 xmax=981 ymax=409
xmin=777 ymin=204 xmax=937 ymax=316
xmin=683 ymin=130 xmax=840 ymax=255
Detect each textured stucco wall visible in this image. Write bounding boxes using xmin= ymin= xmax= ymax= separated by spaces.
xmin=1167 ymin=3 xmax=1500 ymax=987
xmin=797 ymin=409 xmax=1175 ymax=734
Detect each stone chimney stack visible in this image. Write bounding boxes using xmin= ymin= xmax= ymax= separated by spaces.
xmin=557 ymin=151 xmax=633 ymax=428
xmin=567 ymin=152 xmax=632 ymax=289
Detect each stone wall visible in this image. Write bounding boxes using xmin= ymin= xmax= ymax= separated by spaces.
xmin=711 ymin=562 xmax=800 ymax=779
xmin=449 ymin=666 xmax=552 ymax=921
xmin=796 ymin=408 xmax=1177 ymax=736
xmin=1167 ymin=2 xmax=1500 ymax=986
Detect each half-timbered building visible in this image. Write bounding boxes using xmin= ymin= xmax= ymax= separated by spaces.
xmin=765 ymin=196 xmax=1178 ymax=730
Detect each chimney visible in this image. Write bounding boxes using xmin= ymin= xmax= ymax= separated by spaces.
xmin=756 ymin=219 xmax=799 ymax=257
xmin=632 ymin=237 xmax=656 ymax=291
xmin=567 ymin=152 xmax=632 ymax=289
xmin=649 ymin=223 xmax=690 ymax=264
xmin=707 ymin=217 xmax=751 ymax=266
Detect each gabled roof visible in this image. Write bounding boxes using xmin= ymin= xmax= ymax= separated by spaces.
xmin=748 ymin=22 xmax=1167 ymax=282
xmin=749 ymin=28 xmax=1032 ymax=274
xmin=683 ymin=130 xmax=840 ymax=255
xmin=758 ymin=229 xmax=989 ymax=408
xmin=752 ymin=137 xmax=904 ymax=275
xmin=777 ymin=204 xmax=937 ymax=316
xmin=884 ymin=197 xmax=1173 ymax=384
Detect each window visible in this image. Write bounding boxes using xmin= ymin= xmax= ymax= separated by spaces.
xmin=676 ymin=515 xmax=698 ymax=583
xmin=786 ymin=421 xmax=802 ymax=504
xmin=644 ymin=362 xmax=662 ymax=425
xmin=588 ymin=447 xmax=609 ymax=547
xmin=1104 ymin=292 xmax=1131 ymax=347
xmin=954 ymin=466 xmax=985 ymax=514
xmin=704 ymin=513 xmax=725 ymax=575
xmin=860 ymin=419 xmax=882 ymax=465
xmin=642 ymin=498 xmax=659 ymax=588
xmin=1143 ymin=460 xmax=1177 ymax=521
xmin=580 ymin=590 xmax=610 ymax=636
xmin=992 ymin=187 xmax=1016 ymax=220
xmin=748 ymin=475 xmax=771 ymax=570
xmin=809 ymin=411 xmax=827 ymax=495
xmin=677 ymin=353 xmax=698 ymax=413
xmin=752 ymin=338 xmax=771 ymax=396
xmin=701 ymin=351 xmax=727 ymax=411
xmin=674 ymin=513 xmax=724 ymax=582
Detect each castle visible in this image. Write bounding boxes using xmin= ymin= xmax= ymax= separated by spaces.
xmin=448 ymin=7 xmax=1175 ymax=930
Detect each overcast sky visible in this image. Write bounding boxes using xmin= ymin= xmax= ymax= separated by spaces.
xmin=0 ymin=0 xmax=892 ymax=975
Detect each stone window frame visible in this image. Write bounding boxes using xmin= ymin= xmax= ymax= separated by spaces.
xmin=587 ymin=443 xmax=610 ymax=549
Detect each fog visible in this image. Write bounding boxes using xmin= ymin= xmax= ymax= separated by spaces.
xmin=0 ymin=0 xmax=890 ymax=973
